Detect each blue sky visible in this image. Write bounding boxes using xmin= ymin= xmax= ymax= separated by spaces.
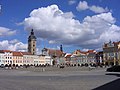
xmin=0 ymin=0 xmax=120 ymax=54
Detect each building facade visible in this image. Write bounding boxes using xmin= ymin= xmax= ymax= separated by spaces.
xmin=96 ymin=51 xmax=103 ymax=65
xmin=12 ymin=51 xmax=23 ymax=66
xmin=22 ymin=52 xmax=34 ymax=66
xmin=0 ymin=52 xmax=5 ymax=66
xmin=0 ymin=50 xmax=13 ymax=66
xmin=103 ymin=41 xmax=120 ymax=66
xmin=71 ymin=50 xmax=96 ymax=66
xmin=42 ymin=48 xmax=64 ymax=65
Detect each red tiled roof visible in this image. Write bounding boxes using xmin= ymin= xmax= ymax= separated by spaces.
xmin=46 ymin=48 xmax=63 ymax=57
xmin=73 ymin=49 xmax=96 ymax=55
xmin=76 ymin=50 xmax=87 ymax=54
xmin=0 ymin=50 xmax=12 ymax=53
xmin=113 ymin=41 xmax=120 ymax=44
xmin=12 ymin=51 xmax=23 ymax=56
xmin=87 ymin=50 xmax=95 ymax=53
xmin=21 ymin=52 xmax=32 ymax=55
xmin=65 ymin=54 xmax=72 ymax=58
xmin=0 ymin=50 xmax=33 ymax=56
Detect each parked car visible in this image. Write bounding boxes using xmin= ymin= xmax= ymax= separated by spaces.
xmin=106 ymin=65 xmax=120 ymax=72
xmin=0 ymin=64 xmax=4 ymax=68
xmin=59 ymin=65 xmax=65 ymax=68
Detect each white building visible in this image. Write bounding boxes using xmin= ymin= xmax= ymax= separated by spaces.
xmin=21 ymin=52 xmax=34 ymax=66
xmin=0 ymin=50 xmax=13 ymax=66
xmin=0 ymin=50 xmax=53 ymax=67
xmin=33 ymin=55 xmax=40 ymax=66
xmin=44 ymin=56 xmax=53 ymax=65
xmin=0 ymin=52 xmax=5 ymax=66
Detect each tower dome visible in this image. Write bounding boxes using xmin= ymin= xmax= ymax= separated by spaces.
xmin=28 ymin=29 xmax=36 ymax=41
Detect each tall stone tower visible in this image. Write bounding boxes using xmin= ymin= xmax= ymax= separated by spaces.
xmin=28 ymin=29 xmax=36 ymax=55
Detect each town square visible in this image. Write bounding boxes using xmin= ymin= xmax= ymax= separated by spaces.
xmin=0 ymin=0 xmax=120 ymax=90
xmin=0 ymin=66 xmax=120 ymax=90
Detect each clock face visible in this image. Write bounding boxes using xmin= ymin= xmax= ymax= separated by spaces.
xmin=118 ymin=44 xmax=120 ymax=49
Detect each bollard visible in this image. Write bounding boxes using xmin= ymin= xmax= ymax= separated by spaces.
xmin=42 ymin=68 xmax=45 ymax=72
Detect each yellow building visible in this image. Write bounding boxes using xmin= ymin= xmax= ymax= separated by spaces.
xmin=103 ymin=41 xmax=120 ymax=66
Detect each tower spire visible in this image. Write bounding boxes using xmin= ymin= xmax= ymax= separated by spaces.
xmin=60 ymin=45 xmax=63 ymax=52
xmin=31 ymin=29 xmax=34 ymax=35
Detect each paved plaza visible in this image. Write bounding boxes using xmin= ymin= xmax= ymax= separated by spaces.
xmin=0 ymin=67 xmax=120 ymax=90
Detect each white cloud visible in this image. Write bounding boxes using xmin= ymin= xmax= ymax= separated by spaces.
xmin=0 ymin=27 xmax=16 ymax=36
xmin=23 ymin=5 xmax=120 ymax=50
xmin=90 ymin=6 xmax=109 ymax=13
xmin=76 ymin=1 xmax=89 ymax=11
xmin=0 ymin=40 xmax=27 ymax=51
xmin=68 ymin=0 xmax=76 ymax=5
xmin=76 ymin=1 xmax=109 ymax=13
xmin=9 ymin=39 xmax=19 ymax=44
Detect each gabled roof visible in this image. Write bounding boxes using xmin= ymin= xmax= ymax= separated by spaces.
xmin=73 ymin=49 xmax=87 ymax=55
xmin=12 ymin=51 xmax=23 ymax=56
xmin=65 ymin=53 xmax=72 ymax=58
xmin=21 ymin=52 xmax=32 ymax=55
xmin=44 ymin=48 xmax=63 ymax=57
xmin=87 ymin=50 xmax=96 ymax=53
xmin=103 ymin=41 xmax=120 ymax=48
xmin=73 ymin=49 xmax=96 ymax=56
xmin=0 ymin=50 xmax=12 ymax=53
xmin=0 ymin=50 xmax=33 ymax=56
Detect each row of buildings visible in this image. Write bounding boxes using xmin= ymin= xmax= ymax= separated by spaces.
xmin=0 ymin=48 xmax=99 ymax=67
xmin=0 ymin=30 xmax=120 ymax=67
xmin=0 ymin=50 xmax=52 ymax=66
xmin=67 ymin=40 xmax=120 ymax=66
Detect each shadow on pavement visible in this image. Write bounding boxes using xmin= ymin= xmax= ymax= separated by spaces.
xmin=92 ymin=77 xmax=120 ymax=90
xmin=105 ymin=72 xmax=120 ymax=77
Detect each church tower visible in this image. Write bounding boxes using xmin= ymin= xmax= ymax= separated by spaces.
xmin=28 ymin=29 xmax=36 ymax=55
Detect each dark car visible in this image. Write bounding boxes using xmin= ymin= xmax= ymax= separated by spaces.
xmin=0 ymin=64 xmax=5 ymax=68
xmin=106 ymin=65 xmax=120 ymax=72
xmin=59 ymin=65 xmax=65 ymax=68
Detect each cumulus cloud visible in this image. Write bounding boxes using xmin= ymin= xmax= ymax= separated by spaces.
xmin=76 ymin=1 xmax=89 ymax=11
xmin=0 ymin=27 xmax=16 ymax=36
xmin=23 ymin=4 xmax=120 ymax=50
xmin=68 ymin=0 xmax=76 ymax=5
xmin=0 ymin=40 xmax=27 ymax=51
xmin=90 ymin=6 xmax=109 ymax=13
xmin=76 ymin=1 xmax=109 ymax=13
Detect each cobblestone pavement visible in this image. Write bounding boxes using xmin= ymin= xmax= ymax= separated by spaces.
xmin=0 ymin=67 xmax=119 ymax=90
